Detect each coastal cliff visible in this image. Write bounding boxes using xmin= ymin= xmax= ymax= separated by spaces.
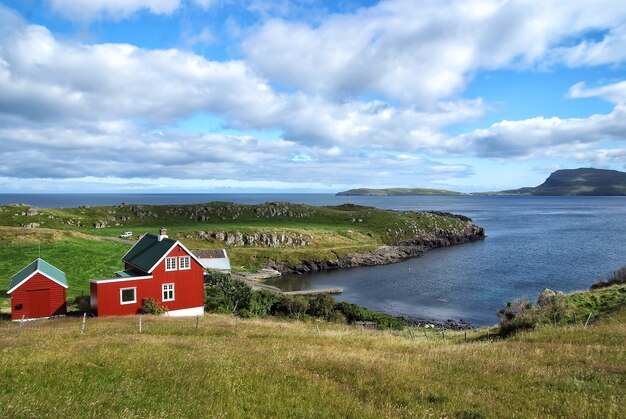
xmin=264 ymin=220 xmax=485 ymax=274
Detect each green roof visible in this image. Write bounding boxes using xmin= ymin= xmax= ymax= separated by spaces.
xmin=9 ymin=258 xmax=67 ymax=293
xmin=114 ymin=269 xmax=147 ymax=278
xmin=122 ymin=233 xmax=177 ymax=273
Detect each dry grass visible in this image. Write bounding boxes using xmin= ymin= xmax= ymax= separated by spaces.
xmin=0 ymin=311 xmax=624 ymax=418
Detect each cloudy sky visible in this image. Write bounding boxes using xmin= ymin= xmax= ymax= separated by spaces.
xmin=1 ymin=0 xmax=626 ymax=193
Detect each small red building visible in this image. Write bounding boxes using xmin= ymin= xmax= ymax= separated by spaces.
xmin=90 ymin=228 xmax=205 ymax=317
xmin=7 ymin=258 xmax=68 ymax=321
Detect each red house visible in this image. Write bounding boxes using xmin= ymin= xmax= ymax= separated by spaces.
xmin=90 ymin=228 xmax=205 ymax=317
xmin=7 ymin=258 xmax=68 ymax=321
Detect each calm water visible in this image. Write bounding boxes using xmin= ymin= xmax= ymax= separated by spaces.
xmin=2 ymin=193 xmax=625 ymax=325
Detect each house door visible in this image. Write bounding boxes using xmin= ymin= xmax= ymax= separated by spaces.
xmin=27 ymin=289 xmax=50 ymax=318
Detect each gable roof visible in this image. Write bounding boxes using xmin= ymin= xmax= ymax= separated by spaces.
xmin=8 ymin=258 xmax=68 ymax=294
xmin=192 ymin=249 xmax=228 ymax=259
xmin=122 ymin=233 xmax=178 ymax=273
xmin=121 ymin=233 xmax=203 ymax=274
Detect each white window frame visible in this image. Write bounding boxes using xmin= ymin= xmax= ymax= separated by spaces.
xmin=165 ymin=257 xmax=177 ymax=271
xmin=179 ymin=256 xmax=191 ymax=270
xmin=120 ymin=287 xmax=137 ymax=305
xmin=162 ymin=283 xmax=175 ymax=302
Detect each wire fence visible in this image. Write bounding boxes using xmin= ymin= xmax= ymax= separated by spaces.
xmin=0 ymin=313 xmax=500 ymax=344
xmin=0 ymin=308 xmax=613 ymax=343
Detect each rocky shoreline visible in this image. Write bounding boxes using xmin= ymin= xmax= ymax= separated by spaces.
xmin=265 ymin=222 xmax=486 ymax=274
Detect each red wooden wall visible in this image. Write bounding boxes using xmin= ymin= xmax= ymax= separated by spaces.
xmin=92 ymin=245 xmax=204 ymax=317
xmin=10 ymin=273 xmax=67 ymax=320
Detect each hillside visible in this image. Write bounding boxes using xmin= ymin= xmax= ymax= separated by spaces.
xmin=0 ymin=202 xmax=484 ymax=307
xmin=494 ymin=168 xmax=626 ymax=196
xmin=0 ymin=306 xmax=624 ymax=417
xmin=336 ymin=187 xmax=464 ymax=196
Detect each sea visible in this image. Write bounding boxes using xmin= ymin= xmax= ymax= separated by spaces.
xmin=2 ymin=193 xmax=625 ymax=325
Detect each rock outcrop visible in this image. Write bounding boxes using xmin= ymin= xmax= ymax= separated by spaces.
xmin=196 ymin=230 xmax=309 ymax=248
xmin=267 ymin=223 xmax=485 ymax=274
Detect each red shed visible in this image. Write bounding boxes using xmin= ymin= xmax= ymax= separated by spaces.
xmin=90 ymin=228 xmax=205 ymax=317
xmin=7 ymin=258 xmax=68 ymax=321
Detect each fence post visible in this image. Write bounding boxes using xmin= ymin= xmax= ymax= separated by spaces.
xmin=235 ymin=317 xmax=238 ymax=333
xmin=139 ymin=315 xmax=142 ymax=334
xmin=195 ymin=315 xmax=199 ymax=332
xmin=316 ymin=324 xmax=321 ymax=336
xmin=585 ymin=312 xmax=592 ymax=327
xmin=423 ymin=328 xmax=428 ymax=340
xmin=81 ymin=312 xmax=86 ymax=335
xmin=464 ymin=330 xmax=467 ymax=343
xmin=441 ymin=329 xmax=445 ymax=339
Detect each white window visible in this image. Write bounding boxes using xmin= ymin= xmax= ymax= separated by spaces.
xmin=120 ymin=287 xmax=136 ymax=305
xmin=165 ymin=257 xmax=177 ymax=271
xmin=179 ymin=256 xmax=191 ymax=270
xmin=162 ymin=283 xmax=175 ymax=302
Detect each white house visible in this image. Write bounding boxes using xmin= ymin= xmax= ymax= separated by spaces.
xmin=191 ymin=249 xmax=231 ymax=273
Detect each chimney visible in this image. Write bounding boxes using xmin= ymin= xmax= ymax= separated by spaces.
xmin=158 ymin=227 xmax=168 ymax=241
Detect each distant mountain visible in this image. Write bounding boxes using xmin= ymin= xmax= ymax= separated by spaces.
xmin=336 ymin=187 xmax=464 ymax=196
xmin=491 ymin=168 xmax=626 ymax=196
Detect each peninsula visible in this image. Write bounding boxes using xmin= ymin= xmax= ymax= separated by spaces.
xmin=336 ymin=187 xmax=464 ymax=196
xmin=0 ymin=202 xmax=484 ymax=306
xmin=486 ymin=168 xmax=626 ymax=196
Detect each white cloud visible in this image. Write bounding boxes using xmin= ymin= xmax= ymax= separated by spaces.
xmin=182 ymin=27 xmax=216 ymax=48
xmin=447 ymin=103 xmax=626 ymax=161
xmin=244 ymin=0 xmax=626 ymax=105
xmin=49 ymin=0 xmax=181 ymax=22
xmin=568 ymin=80 xmax=626 ymax=105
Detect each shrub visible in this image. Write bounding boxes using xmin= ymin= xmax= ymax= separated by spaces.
xmin=591 ymin=266 xmax=626 ymax=289
xmin=249 ymin=291 xmax=280 ymax=317
xmin=335 ymin=301 xmax=405 ymax=330
xmin=308 ymin=294 xmax=337 ymax=320
xmin=498 ymin=294 xmax=574 ymax=336
xmin=204 ymin=273 xmax=252 ymax=314
xmin=280 ymin=295 xmax=310 ymax=320
xmin=497 ymin=297 xmax=536 ymax=335
xmin=138 ymin=298 xmax=166 ymax=315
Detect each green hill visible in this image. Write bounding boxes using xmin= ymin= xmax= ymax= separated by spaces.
xmin=336 ymin=187 xmax=464 ymax=196
xmin=494 ymin=168 xmax=626 ymax=196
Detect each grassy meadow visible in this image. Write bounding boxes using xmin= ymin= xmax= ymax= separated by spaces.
xmin=0 ymin=311 xmax=625 ymax=418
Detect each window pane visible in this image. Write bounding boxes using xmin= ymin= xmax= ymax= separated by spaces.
xmin=121 ymin=288 xmax=135 ymax=302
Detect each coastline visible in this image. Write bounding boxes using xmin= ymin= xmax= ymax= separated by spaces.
xmin=264 ymin=223 xmax=486 ymax=274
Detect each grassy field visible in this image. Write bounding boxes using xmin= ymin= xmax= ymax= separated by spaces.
xmin=0 ymin=310 xmax=624 ymax=417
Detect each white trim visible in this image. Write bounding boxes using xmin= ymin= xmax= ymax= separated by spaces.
xmin=7 ymin=270 xmax=69 ymax=294
xmin=165 ymin=256 xmax=177 ymax=271
xmin=164 ymin=306 xmax=204 ymax=317
xmin=162 ymin=283 xmax=175 ymax=302
xmin=148 ymin=242 xmax=179 ymax=273
xmin=120 ymin=287 xmax=137 ymax=305
xmin=178 ymin=256 xmax=191 ymax=270
xmin=90 ymin=275 xmax=152 ymax=284
xmin=177 ymin=241 xmax=204 ymax=268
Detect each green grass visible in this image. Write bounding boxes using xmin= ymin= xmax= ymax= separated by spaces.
xmin=566 ymin=284 xmax=626 ymax=318
xmin=0 ymin=202 xmax=472 ymax=242
xmin=0 ymin=227 xmax=129 ymax=304
xmin=0 ymin=311 xmax=624 ymax=417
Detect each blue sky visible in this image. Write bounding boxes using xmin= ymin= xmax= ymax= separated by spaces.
xmin=1 ymin=0 xmax=626 ymax=193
